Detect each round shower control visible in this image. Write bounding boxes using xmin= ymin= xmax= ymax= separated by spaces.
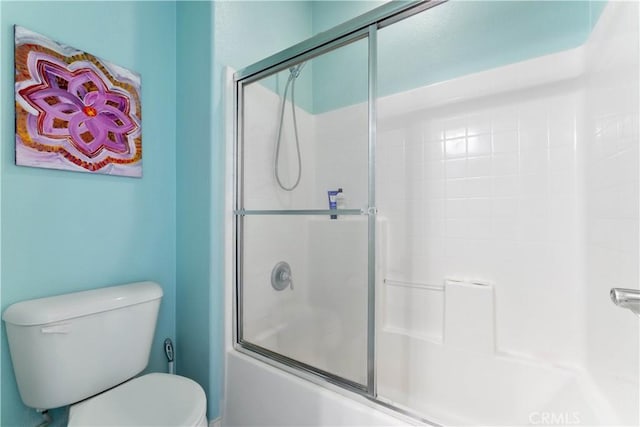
xmin=271 ymin=261 xmax=293 ymax=291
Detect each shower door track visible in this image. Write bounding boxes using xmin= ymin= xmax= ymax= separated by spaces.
xmin=234 ymin=0 xmax=446 ymax=83
xmin=233 ymin=1 xmax=447 ymax=425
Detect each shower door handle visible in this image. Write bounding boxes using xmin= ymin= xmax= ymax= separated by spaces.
xmin=610 ymin=288 xmax=640 ymax=315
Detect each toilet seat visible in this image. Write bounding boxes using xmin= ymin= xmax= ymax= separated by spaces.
xmin=68 ymin=373 xmax=207 ymax=427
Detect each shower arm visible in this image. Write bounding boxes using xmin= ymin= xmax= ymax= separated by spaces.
xmin=610 ymin=288 xmax=640 ymax=316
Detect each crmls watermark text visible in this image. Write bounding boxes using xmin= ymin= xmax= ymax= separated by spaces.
xmin=529 ymin=411 xmax=581 ymax=425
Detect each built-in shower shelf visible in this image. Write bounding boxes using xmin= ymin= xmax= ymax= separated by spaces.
xmin=234 ymin=208 xmax=366 ymax=216
xmin=381 ymin=325 xmax=444 ymax=345
xmin=384 ymin=279 xmax=445 ymax=291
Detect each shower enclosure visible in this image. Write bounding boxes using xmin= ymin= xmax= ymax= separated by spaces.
xmin=232 ymin=1 xmax=639 ymax=425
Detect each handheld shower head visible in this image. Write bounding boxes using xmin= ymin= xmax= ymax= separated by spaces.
xmin=288 ymin=62 xmax=305 ymax=79
xmin=275 ymin=61 xmax=306 ymax=191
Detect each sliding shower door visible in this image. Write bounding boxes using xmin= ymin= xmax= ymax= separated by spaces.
xmin=374 ymin=2 xmax=639 ymax=426
xmin=235 ymin=36 xmax=372 ymax=388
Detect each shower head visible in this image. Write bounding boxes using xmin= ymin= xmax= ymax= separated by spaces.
xmin=288 ymin=62 xmax=305 ymax=79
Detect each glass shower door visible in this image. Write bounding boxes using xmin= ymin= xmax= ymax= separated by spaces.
xmin=374 ymin=1 xmax=639 ymax=425
xmin=236 ymin=36 xmax=371 ymax=388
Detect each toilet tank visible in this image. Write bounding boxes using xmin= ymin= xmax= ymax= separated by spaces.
xmin=2 ymin=281 xmax=163 ymax=410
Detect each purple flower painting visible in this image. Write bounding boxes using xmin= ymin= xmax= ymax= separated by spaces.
xmin=15 ymin=26 xmax=142 ymax=177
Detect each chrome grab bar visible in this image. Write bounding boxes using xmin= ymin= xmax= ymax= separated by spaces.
xmin=610 ymin=288 xmax=640 ymax=315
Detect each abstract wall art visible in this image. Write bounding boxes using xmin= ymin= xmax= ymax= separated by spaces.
xmin=14 ymin=26 xmax=142 ymax=177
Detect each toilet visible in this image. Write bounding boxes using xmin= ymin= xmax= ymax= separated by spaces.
xmin=2 ymin=281 xmax=207 ymax=426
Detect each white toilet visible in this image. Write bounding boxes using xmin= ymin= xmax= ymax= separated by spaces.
xmin=2 ymin=281 xmax=207 ymax=426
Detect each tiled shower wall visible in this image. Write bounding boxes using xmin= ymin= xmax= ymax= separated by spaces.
xmin=313 ymin=52 xmax=587 ymax=367
xmin=241 ymin=80 xmax=369 ymax=384
xmin=312 ymin=3 xmax=637 ymax=377
xmin=241 ymin=81 xmax=314 ymax=338
xmin=584 ymin=1 xmax=639 ymax=418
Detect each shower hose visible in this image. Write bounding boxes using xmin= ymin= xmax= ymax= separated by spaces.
xmin=274 ymin=64 xmax=304 ymax=191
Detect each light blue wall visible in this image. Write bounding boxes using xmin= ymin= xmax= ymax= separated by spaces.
xmin=175 ymin=0 xmax=213 ymax=420
xmin=311 ymin=0 xmax=607 ymax=113
xmin=175 ymin=0 xmax=312 ymax=420
xmin=0 ymin=2 xmax=176 ymax=426
xmin=218 ymin=1 xmax=314 ymax=114
xmin=311 ymin=0 xmax=386 ymax=34
xmin=249 ymin=0 xmax=379 ymax=114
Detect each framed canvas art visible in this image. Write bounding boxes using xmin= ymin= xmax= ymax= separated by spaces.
xmin=14 ymin=26 xmax=142 ymax=177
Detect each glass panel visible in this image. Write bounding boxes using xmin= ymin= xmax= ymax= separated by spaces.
xmin=241 ymin=214 xmax=369 ymax=385
xmin=376 ymin=1 xmax=639 ymax=425
xmin=241 ymin=37 xmax=369 ymax=211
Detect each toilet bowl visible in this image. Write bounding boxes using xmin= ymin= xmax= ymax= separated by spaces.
xmin=68 ymin=373 xmax=207 ymax=427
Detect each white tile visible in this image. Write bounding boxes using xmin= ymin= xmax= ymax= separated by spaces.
xmin=468 ymin=134 xmax=492 ymax=157
xmin=491 ymin=110 xmax=519 ymax=131
xmin=493 ymin=176 xmax=520 ymax=197
xmin=549 ymin=146 xmax=575 ymax=171
xmin=423 ymin=160 xmax=445 ymax=181
xmin=445 ymin=219 xmax=469 ymax=239
xmin=467 ymin=198 xmax=492 ymax=218
xmin=466 ymin=117 xmax=492 ymax=137
xmin=443 ymin=117 xmax=467 ymax=139
xmin=467 ymin=219 xmax=494 ymax=240
xmin=424 ymin=179 xmax=446 ymax=199
xmin=466 ymin=177 xmax=492 ymax=198
xmin=519 ymin=196 xmax=549 ymax=218
xmin=446 ymin=158 xmax=467 ymax=179
xmin=423 ymin=119 xmax=445 ymax=143
xmin=424 ymin=198 xmax=445 ymax=218
xmin=424 ymin=219 xmax=445 ymax=238
xmin=446 ymin=178 xmax=468 ymax=198
xmin=520 ymin=128 xmax=549 ymax=152
xmin=618 ymin=182 xmax=640 ymax=218
xmin=520 ymin=173 xmax=548 ymax=196
xmin=467 ymin=156 xmax=492 ymax=177
xmin=519 ymin=149 xmax=549 ymax=174
xmin=492 ymin=153 xmax=519 ymax=175
xmin=518 ymin=102 xmax=548 ymax=129
xmin=445 ymin=137 xmax=467 ymax=158
xmin=424 ymin=141 xmax=445 ymax=160
xmin=518 ymin=218 xmax=549 ymax=241
xmin=492 ymin=131 xmax=519 ymax=153
xmin=493 ymin=219 xmax=519 ymax=241
xmin=446 ymin=198 xmax=468 ymax=219
xmin=548 ymin=170 xmax=575 ymax=195
xmin=548 ymin=121 xmax=576 ymax=148
xmin=492 ymin=197 xmax=518 ymax=218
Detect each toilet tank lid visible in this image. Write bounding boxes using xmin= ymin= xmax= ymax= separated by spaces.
xmin=2 ymin=281 xmax=163 ymax=326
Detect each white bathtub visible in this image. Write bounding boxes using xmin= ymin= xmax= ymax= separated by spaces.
xmin=222 ymin=350 xmax=414 ymax=427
